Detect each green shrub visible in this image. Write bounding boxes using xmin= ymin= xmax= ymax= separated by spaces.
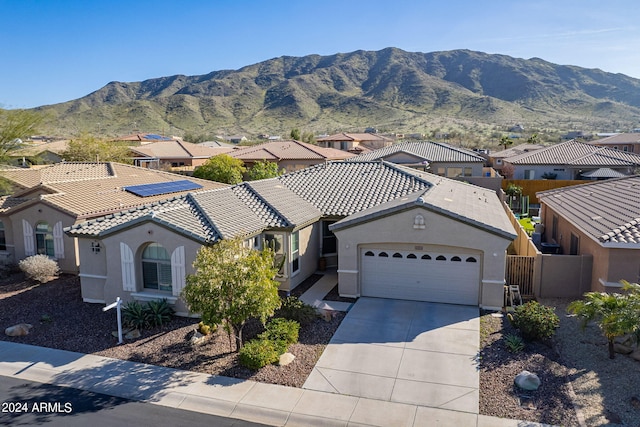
xmin=18 ymin=255 xmax=60 ymax=283
xmin=504 ymin=333 xmax=525 ymax=353
xmin=145 ymin=299 xmax=174 ymax=327
xmin=198 ymin=321 xmax=216 ymax=335
xmin=275 ymin=296 xmax=317 ymax=325
xmin=122 ymin=301 xmax=149 ymax=330
xmin=239 ymin=339 xmax=279 ymax=370
xmin=260 ymin=318 xmax=300 ymax=345
xmin=512 ymin=301 xmax=559 ymax=341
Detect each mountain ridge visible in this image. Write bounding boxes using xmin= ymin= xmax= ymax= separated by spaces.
xmin=34 ymin=47 xmax=640 ymax=139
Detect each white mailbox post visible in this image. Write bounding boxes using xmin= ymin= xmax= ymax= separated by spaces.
xmin=103 ymin=297 xmax=123 ymax=344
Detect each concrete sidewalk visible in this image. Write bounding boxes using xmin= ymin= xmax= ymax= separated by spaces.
xmin=0 ymin=340 xmax=554 ymax=426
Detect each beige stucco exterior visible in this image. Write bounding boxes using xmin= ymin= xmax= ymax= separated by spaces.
xmin=332 ymin=206 xmax=512 ymax=309
xmin=540 ymin=203 xmax=640 ymax=292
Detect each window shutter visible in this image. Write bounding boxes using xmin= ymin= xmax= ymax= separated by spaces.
xmin=120 ymin=242 xmax=135 ymax=292
xmin=53 ymin=221 xmax=65 ymax=259
xmin=171 ymin=246 xmax=185 ymax=296
xmin=22 ymin=220 xmax=35 ymax=256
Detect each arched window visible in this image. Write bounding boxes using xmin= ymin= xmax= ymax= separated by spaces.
xmin=436 ymin=255 xmax=446 ymax=261
xmin=466 ymin=257 xmax=477 ymax=263
xmin=421 ymin=254 xmax=431 ymax=260
xmin=378 ymin=252 xmax=388 ymax=257
xmin=407 ymin=253 xmax=417 ymax=259
xmin=392 ymin=252 xmax=402 ymax=258
xmin=35 ymin=222 xmax=54 ymax=256
xmin=364 ymin=251 xmax=375 ymax=257
xmin=451 ymin=256 xmax=462 ymax=262
xmin=142 ymin=243 xmax=172 ymax=292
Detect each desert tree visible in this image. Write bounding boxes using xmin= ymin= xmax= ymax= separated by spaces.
xmin=0 ymin=109 xmax=42 ymax=162
xmin=193 ymin=154 xmax=246 ymax=184
xmin=245 ymin=160 xmax=283 ymax=181
xmin=182 ymin=238 xmax=281 ymax=351
xmin=499 ymin=135 xmax=513 ymax=150
xmin=62 ymin=133 xmax=132 ymax=163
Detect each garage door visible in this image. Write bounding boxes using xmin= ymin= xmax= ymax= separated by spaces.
xmin=361 ymin=248 xmax=480 ymax=305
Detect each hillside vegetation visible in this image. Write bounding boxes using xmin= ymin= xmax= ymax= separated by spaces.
xmin=31 ymin=48 xmax=640 ymax=145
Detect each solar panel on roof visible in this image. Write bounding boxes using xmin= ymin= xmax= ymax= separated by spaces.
xmin=124 ymin=180 xmax=203 ymax=197
xmin=144 ymin=134 xmax=173 ymax=141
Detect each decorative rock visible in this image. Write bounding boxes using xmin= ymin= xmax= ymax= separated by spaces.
xmin=125 ymin=329 xmax=141 ymax=340
xmin=5 ymin=323 xmax=33 ymax=337
xmin=279 ymin=352 xmax=295 ymax=366
xmin=112 ymin=329 xmax=131 ymax=338
xmin=189 ymin=330 xmax=206 ymax=345
xmin=630 ymin=348 xmax=640 ymax=361
xmin=514 ymin=370 xmax=541 ymax=391
xmin=631 ymin=396 xmax=640 ymax=409
xmin=614 ymin=342 xmax=633 ymax=354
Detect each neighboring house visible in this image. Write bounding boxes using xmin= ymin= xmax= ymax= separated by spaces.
xmin=226 ymin=139 xmax=356 ymax=172
xmin=504 ymin=140 xmax=640 ymax=180
xmin=66 ymin=161 xmax=516 ymax=314
xmin=487 ymin=144 xmax=544 ymax=174
xmin=223 ymin=135 xmax=248 ymax=144
xmin=197 ymin=140 xmax=237 ymax=149
xmin=9 ymin=139 xmax=69 ymax=166
xmin=0 ymin=163 xmax=226 ymax=272
xmin=129 ymin=140 xmax=232 ymax=171
xmin=537 ymin=176 xmax=640 ymax=294
xmin=591 ymin=133 xmax=640 ymax=155
xmin=316 ymin=133 xmax=394 ymax=152
xmin=349 ymin=141 xmax=486 ymax=178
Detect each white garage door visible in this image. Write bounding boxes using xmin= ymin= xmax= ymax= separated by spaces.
xmin=361 ymin=248 xmax=480 ymax=305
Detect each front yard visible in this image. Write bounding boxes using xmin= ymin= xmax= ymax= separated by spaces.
xmin=3 ymin=273 xmax=640 ymax=425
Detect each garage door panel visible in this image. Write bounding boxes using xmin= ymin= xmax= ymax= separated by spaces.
xmin=361 ymin=249 xmax=480 ymax=305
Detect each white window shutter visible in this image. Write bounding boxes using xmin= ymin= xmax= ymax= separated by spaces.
xmin=53 ymin=221 xmax=65 ymax=259
xmin=22 ymin=219 xmax=35 ymax=256
xmin=171 ymin=246 xmax=185 ymax=296
xmin=120 ymin=242 xmax=136 ymax=292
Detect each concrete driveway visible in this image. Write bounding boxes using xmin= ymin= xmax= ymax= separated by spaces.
xmin=303 ymin=297 xmax=480 ymax=414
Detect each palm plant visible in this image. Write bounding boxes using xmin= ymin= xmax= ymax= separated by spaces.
xmin=567 ymin=282 xmax=640 ymax=359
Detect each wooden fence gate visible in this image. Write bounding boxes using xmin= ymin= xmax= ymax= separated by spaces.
xmin=506 ymin=255 xmax=535 ymax=297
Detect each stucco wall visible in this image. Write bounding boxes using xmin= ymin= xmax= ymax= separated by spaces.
xmin=288 ymin=223 xmax=320 ymax=291
xmin=604 ymin=248 xmax=640 ymax=289
xmin=7 ymin=203 xmax=79 ymax=273
xmin=332 ymin=206 xmax=512 ymax=309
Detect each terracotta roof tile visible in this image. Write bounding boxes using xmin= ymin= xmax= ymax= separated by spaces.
xmin=350 ymin=141 xmax=484 ymax=163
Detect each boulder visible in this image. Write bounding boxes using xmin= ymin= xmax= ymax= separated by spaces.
xmin=5 ymin=323 xmax=33 ymax=337
xmin=189 ymin=330 xmax=206 ymax=345
xmin=630 ymin=348 xmax=640 ymax=362
xmin=514 ymin=370 xmax=541 ymax=391
xmin=279 ymin=352 xmax=295 ymax=366
xmin=125 ymin=329 xmax=141 ymax=340
xmin=614 ymin=343 xmax=633 ymax=355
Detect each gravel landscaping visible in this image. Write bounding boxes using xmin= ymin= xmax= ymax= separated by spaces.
xmin=0 ymin=273 xmax=343 ymax=388
xmin=4 ymin=272 xmax=640 ymax=425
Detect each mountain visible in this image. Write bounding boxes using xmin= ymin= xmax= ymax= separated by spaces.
xmin=35 ymin=48 xmax=640 ymax=139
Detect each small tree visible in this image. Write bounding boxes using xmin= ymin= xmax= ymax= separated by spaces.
xmin=499 ymin=135 xmax=513 ymax=151
xmin=568 ymin=281 xmax=640 ymax=359
xmin=0 ymin=109 xmax=42 ymax=163
xmin=62 ymin=133 xmax=132 ymax=163
xmin=290 ymin=128 xmax=301 ymax=140
xmin=246 ymin=160 xmax=283 ymax=181
xmin=193 ymin=154 xmax=246 ymax=184
xmin=182 ymin=238 xmax=281 ymax=351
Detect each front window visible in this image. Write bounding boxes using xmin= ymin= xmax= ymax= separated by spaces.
xmin=35 ymin=222 xmax=54 ymax=256
xmin=291 ymin=231 xmax=300 ymax=274
xmin=0 ymin=221 xmax=5 ymax=251
xmin=264 ymin=233 xmax=285 ymax=275
xmin=142 ymin=243 xmax=172 ymax=292
xmin=321 ymin=221 xmax=337 ymax=255
xmin=524 ymin=170 xmax=535 ymax=180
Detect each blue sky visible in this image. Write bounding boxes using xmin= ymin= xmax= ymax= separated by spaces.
xmin=2 ymin=0 xmax=639 ymax=108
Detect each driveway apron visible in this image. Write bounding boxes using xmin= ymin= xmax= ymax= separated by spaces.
xmin=303 ymin=297 xmax=480 ymax=414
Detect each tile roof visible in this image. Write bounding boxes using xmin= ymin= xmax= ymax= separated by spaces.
xmin=488 ymin=144 xmax=545 ymax=159
xmin=349 ymin=141 xmax=484 ymax=163
xmin=130 ymin=140 xmax=231 ymax=159
xmin=0 ymin=196 xmax=31 ymax=213
xmin=316 ymin=133 xmax=394 ymax=143
xmin=505 ymin=140 xmax=640 ymax=166
xmin=67 ymin=161 xmax=516 ymax=242
xmin=537 ymin=176 xmax=640 ymax=247
xmin=1 ymin=162 xmax=226 ymax=219
xmin=593 ymin=133 xmax=640 ymax=145
xmin=11 ymin=140 xmax=69 ymax=156
xmin=227 ymin=140 xmax=355 ymax=161
xmin=580 ymin=168 xmax=628 ymax=179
